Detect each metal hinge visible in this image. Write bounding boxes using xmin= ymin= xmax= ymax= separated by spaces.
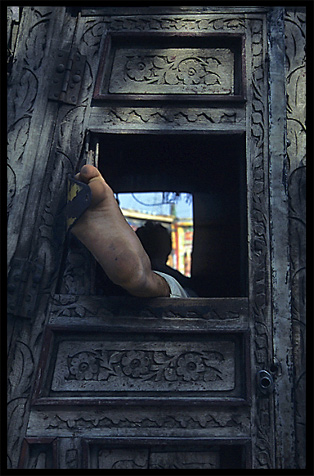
xmin=8 ymin=258 xmax=44 ymax=319
xmin=49 ymin=49 xmax=86 ymax=105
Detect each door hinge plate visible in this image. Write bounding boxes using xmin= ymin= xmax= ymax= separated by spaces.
xmin=49 ymin=49 xmax=86 ymax=105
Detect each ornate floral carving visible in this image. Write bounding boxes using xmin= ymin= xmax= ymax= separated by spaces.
xmin=120 ymin=351 xmax=151 ymax=378
xmin=65 ymin=348 xmax=225 ymax=385
xmin=98 ymin=15 xmax=246 ymax=33
xmin=109 ymin=48 xmax=234 ymax=94
xmin=68 ymin=351 xmax=102 ymax=380
xmin=48 ymin=338 xmax=236 ymax=394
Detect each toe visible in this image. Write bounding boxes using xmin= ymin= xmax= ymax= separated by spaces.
xmin=80 ymin=164 xmax=100 ymax=181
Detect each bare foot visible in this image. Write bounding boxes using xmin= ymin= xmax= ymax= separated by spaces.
xmin=73 ymin=164 xmax=112 ymax=209
xmin=70 ymin=165 xmax=170 ymax=297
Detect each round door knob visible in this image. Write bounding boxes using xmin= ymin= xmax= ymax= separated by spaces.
xmin=257 ymin=370 xmax=274 ymax=394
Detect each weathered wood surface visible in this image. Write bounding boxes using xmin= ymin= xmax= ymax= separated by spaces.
xmin=7 ymin=6 xmax=106 ymax=467
xmin=7 ymin=5 xmax=306 ymax=470
xmin=285 ymin=8 xmax=306 ymax=470
xmin=8 ymin=8 xmax=73 ymax=468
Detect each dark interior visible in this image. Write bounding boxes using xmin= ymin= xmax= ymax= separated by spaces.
xmin=95 ymin=132 xmax=247 ymax=297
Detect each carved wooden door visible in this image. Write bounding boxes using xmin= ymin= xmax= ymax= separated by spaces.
xmin=8 ymin=6 xmax=304 ymax=470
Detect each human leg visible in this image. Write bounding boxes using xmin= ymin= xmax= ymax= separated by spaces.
xmin=70 ymin=165 xmax=170 ymax=297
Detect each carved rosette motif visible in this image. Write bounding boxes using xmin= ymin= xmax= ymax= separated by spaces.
xmin=67 ymin=349 xmax=224 ymax=383
xmin=52 ymin=341 xmax=234 ymax=392
xmin=285 ymin=8 xmax=306 ymax=470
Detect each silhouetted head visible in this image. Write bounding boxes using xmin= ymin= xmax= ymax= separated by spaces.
xmin=136 ymin=221 xmax=172 ymax=264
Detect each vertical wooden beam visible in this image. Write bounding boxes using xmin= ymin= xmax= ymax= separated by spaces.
xmin=285 ymin=6 xmax=306 ymax=470
xmin=267 ymin=7 xmax=295 ymax=469
xmin=7 ymin=6 xmax=78 ymax=468
xmin=246 ymin=10 xmax=275 ymax=468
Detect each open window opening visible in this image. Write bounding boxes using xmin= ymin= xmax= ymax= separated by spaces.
xmin=91 ymin=132 xmax=247 ymax=298
xmin=118 ymin=191 xmax=193 ymax=278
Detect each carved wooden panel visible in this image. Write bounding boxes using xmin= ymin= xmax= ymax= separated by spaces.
xmin=94 ymin=33 xmax=244 ymax=101
xmin=32 ymin=300 xmax=250 ymax=405
xmin=82 ymin=439 xmax=250 ymax=469
xmin=109 ymin=47 xmax=234 ymax=94
xmin=53 ymin=338 xmax=236 ymax=393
